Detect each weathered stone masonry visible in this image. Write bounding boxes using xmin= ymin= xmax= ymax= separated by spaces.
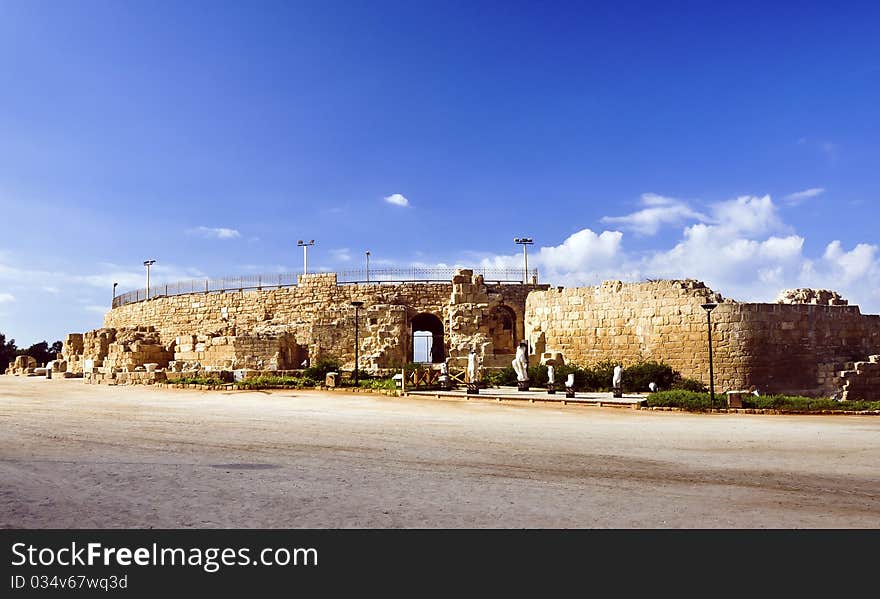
xmin=97 ymin=271 xmax=541 ymax=372
xmin=526 ymin=280 xmax=880 ymax=397
xmin=58 ymin=271 xmax=880 ymax=399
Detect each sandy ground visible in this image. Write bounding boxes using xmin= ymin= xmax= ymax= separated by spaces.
xmin=1 ymin=376 xmax=879 ymax=528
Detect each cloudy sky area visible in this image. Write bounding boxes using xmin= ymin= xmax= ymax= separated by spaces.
xmin=1 ymin=2 xmax=879 ymax=344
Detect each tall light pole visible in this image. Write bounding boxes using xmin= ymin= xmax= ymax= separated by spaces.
xmin=112 ymin=282 xmax=118 ymax=306
xmin=350 ymin=301 xmax=364 ymax=386
xmin=143 ymin=260 xmax=156 ymax=300
xmin=701 ymin=303 xmax=717 ymax=405
xmin=514 ymin=237 xmax=534 ymax=284
xmin=365 ymin=250 xmax=371 ymax=283
xmin=297 ymin=240 xmax=315 ymax=275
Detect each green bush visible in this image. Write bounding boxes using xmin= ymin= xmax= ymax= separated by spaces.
xmin=646 ymin=390 xmax=722 ymax=411
xmin=484 ymin=366 xmax=518 ymax=387
xmin=623 ymin=361 xmax=676 ymax=391
xmin=670 ymin=376 xmax=707 ymax=392
xmin=303 ymin=358 xmax=341 ymax=381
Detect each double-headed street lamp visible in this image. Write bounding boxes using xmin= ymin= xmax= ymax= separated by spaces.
xmin=701 ymin=302 xmax=717 ymax=405
xmin=514 ymin=237 xmax=534 ymax=284
xmin=297 ymin=240 xmax=315 ymax=275
xmin=143 ymin=260 xmax=156 ymax=300
xmin=351 ymin=300 xmax=364 ymax=386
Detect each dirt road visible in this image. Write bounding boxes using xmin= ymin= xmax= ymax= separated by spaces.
xmin=1 ymin=376 xmax=878 ymax=528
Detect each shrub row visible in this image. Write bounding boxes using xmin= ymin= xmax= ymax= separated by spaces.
xmin=646 ymin=390 xmax=880 ymax=412
xmin=484 ymin=361 xmax=704 ymax=393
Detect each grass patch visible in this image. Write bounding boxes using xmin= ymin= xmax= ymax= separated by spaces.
xmin=355 ymin=378 xmax=397 ymax=390
xmin=646 ymin=390 xmax=880 ymax=412
xmin=234 ymin=375 xmax=317 ymax=390
xmin=173 ymin=376 xmax=226 ymax=386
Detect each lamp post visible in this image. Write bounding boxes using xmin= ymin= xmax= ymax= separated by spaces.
xmin=297 ymin=240 xmax=315 ymax=275
xmin=365 ymin=250 xmax=371 ymax=283
xmin=143 ymin=260 xmax=156 ymax=300
xmin=701 ymin=302 xmax=717 ymax=405
xmin=514 ymin=237 xmax=534 ymax=284
xmin=351 ymin=301 xmax=364 ymax=386
xmin=112 ymin=282 xmax=118 ymax=306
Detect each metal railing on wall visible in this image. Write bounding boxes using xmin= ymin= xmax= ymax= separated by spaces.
xmin=111 ymin=267 xmax=538 ymax=309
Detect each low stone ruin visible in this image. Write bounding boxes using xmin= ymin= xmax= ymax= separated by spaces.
xmin=838 ymin=355 xmax=880 ymax=401
xmin=4 ymin=354 xmax=37 ymax=376
xmin=776 ymin=288 xmax=848 ymax=306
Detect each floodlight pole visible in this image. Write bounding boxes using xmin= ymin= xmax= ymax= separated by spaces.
xmin=112 ymin=282 xmax=118 ymax=306
xmin=143 ymin=260 xmax=156 ymax=300
xmin=514 ymin=237 xmax=534 ymax=284
xmin=701 ymin=303 xmax=717 ymax=405
xmin=297 ymin=239 xmax=315 ymax=275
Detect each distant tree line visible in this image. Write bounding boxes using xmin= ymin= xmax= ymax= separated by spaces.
xmin=0 ymin=332 xmax=63 ymax=371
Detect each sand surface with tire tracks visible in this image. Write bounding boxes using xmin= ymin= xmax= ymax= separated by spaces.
xmin=1 ymin=376 xmax=878 ymax=528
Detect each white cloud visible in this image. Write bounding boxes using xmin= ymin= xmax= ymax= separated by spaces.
xmin=784 ymin=187 xmax=825 ymax=205
xmin=0 ymin=292 xmax=15 ymax=303
xmin=383 ymin=193 xmax=410 ymax=207
xmin=84 ymin=305 xmax=108 ymax=314
xmin=601 ymin=193 xmax=708 ymax=235
xmin=187 ymin=226 xmax=241 ymax=239
xmin=476 ymin=193 xmax=880 ymax=312
xmin=480 ymin=229 xmax=627 ymax=286
xmin=330 ymin=248 xmax=352 ymax=262
xmin=710 ymin=195 xmax=784 ymax=237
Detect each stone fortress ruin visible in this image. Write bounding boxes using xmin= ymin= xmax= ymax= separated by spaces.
xmin=12 ymin=267 xmax=878 ymax=400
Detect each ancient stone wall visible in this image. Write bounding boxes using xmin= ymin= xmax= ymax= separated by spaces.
xmin=526 ymin=280 xmax=880 ymax=396
xmin=839 ymin=355 xmax=880 ymax=401
xmin=99 ymin=272 xmax=541 ymax=372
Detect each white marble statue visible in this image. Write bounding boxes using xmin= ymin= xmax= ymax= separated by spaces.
xmin=565 ymin=373 xmax=575 ymax=388
xmin=547 ymin=365 xmax=555 ymax=385
xmin=467 ymin=349 xmax=478 ymax=383
xmin=648 ymin=381 xmax=658 ymax=393
xmin=512 ymin=342 xmax=529 ymax=382
xmin=613 ymin=364 xmax=623 ymax=389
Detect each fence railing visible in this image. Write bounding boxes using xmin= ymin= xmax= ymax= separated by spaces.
xmin=336 ymin=267 xmax=536 ymax=284
xmin=111 ymin=267 xmax=538 ymax=309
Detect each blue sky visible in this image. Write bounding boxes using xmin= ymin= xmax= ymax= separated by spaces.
xmin=1 ymin=1 xmax=879 ymax=344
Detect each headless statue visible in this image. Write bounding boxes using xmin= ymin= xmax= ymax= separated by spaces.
xmin=512 ymin=342 xmax=529 ymax=382
xmin=467 ymin=349 xmax=480 ymax=383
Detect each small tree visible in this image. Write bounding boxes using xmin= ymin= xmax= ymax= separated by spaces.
xmin=0 ymin=333 xmax=17 ymax=372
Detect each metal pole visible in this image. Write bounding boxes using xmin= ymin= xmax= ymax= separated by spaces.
xmin=514 ymin=238 xmax=534 ymax=285
xmin=143 ymin=260 xmax=156 ymax=300
xmin=303 ymin=245 xmax=308 ymax=275
xmin=707 ymin=310 xmax=715 ymax=405
xmin=354 ymin=305 xmax=359 ymax=385
xmin=366 ymin=251 xmax=370 ymax=283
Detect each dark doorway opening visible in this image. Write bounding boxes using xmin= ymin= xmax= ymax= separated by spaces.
xmin=411 ymin=313 xmax=445 ymax=363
